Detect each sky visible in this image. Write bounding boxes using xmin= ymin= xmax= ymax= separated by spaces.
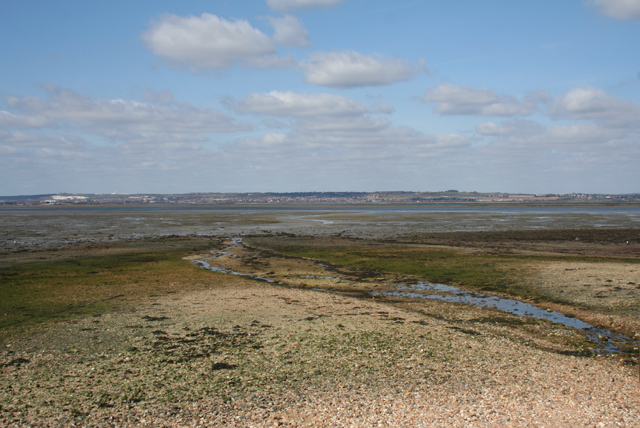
xmin=1 ymin=0 xmax=639 ymax=196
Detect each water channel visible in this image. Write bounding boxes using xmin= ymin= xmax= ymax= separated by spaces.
xmin=194 ymin=238 xmax=635 ymax=355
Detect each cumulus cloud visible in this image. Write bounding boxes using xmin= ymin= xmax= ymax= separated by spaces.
xmin=269 ymin=15 xmax=311 ymax=47
xmin=267 ymin=0 xmax=343 ymax=13
xmin=6 ymin=85 xmax=251 ymax=133
xmin=302 ymin=50 xmax=421 ymax=88
xmin=550 ymin=86 xmax=640 ymax=127
xmin=423 ymin=83 xmax=546 ymax=116
xmin=141 ymin=13 xmax=293 ymax=71
xmin=230 ymin=91 xmax=371 ymax=116
xmin=589 ymin=0 xmax=640 ymax=20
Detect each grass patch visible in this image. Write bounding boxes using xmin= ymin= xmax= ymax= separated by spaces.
xmin=248 ymin=237 xmax=639 ymax=306
xmin=0 ymin=238 xmax=231 ymax=336
xmin=265 ymin=244 xmax=530 ymax=294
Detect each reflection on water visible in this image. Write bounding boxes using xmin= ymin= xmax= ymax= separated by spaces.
xmin=279 ymin=215 xmax=335 ymax=225
xmin=370 ymin=281 xmax=631 ymax=354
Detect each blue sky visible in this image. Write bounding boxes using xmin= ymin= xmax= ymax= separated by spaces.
xmin=1 ymin=0 xmax=639 ymax=195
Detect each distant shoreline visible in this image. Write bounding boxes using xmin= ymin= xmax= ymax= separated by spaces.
xmin=2 ymin=201 xmax=640 ymax=211
xmin=1 ymin=190 xmax=639 ymax=207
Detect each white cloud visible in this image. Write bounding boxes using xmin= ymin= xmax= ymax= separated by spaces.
xmin=544 ymin=123 xmax=620 ymax=145
xmin=0 ymin=110 xmax=54 ymax=128
xmin=97 ymin=129 xmax=209 ymax=145
xmin=229 ymin=125 xmax=470 ymax=165
xmin=463 ymin=117 xmax=640 ymax=193
xmin=370 ymin=102 xmax=395 ymax=114
xmin=232 ymin=104 xmax=469 ymax=153
xmin=231 ymin=91 xmax=371 ymax=116
xmin=302 ymin=50 xmax=420 ymax=88
xmin=550 ymin=86 xmax=640 ymax=128
xmin=589 ymin=0 xmax=640 ymax=20
xmin=141 ymin=89 xmax=176 ymax=105
xmin=34 ymin=146 xmax=93 ymax=161
xmin=262 ymin=118 xmax=291 ymax=129
xmin=267 ymin=0 xmax=343 ymax=13
xmin=0 ymin=130 xmax=82 ymax=148
xmin=141 ymin=13 xmax=293 ymax=71
xmin=423 ymin=83 xmax=545 ymax=116
xmin=476 ymin=119 xmax=544 ymax=136
xmin=476 ymin=118 xmax=628 ymax=149
xmin=0 ymin=131 xmax=222 ymax=194
xmin=294 ymin=115 xmax=392 ymax=135
xmin=475 ymin=121 xmax=505 ymax=136
xmin=269 ymin=15 xmax=311 ymax=47
xmin=6 ymin=86 xmax=251 ymax=133
xmin=230 ymin=90 xmax=430 ymax=152
xmin=228 ymin=90 xmax=461 ymax=161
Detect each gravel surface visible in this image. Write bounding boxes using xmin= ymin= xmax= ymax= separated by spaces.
xmin=2 ymin=278 xmax=639 ymax=427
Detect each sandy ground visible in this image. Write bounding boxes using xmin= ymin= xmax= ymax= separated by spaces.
xmin=534 ymin=261 xmax=639 ymax=308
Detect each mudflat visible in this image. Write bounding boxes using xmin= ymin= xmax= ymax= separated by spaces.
xmin=1 ymin=208 xmax=640 ymax=426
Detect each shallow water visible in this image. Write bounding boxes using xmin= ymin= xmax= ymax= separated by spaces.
xmin=370 ymin=282 xmax=631 ymax=354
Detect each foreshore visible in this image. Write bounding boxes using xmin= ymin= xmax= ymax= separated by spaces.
xmin=3 ymin=280 xmax=639 ymax=427
xmin=1 ymin=208 xmax=639 ymax=426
